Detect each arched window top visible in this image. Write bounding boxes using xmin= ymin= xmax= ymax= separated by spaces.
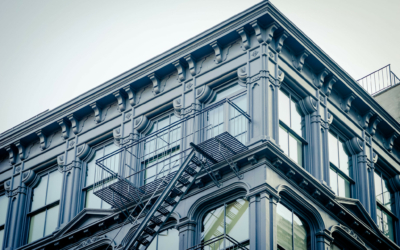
xmin=277 ymin=203 xmax=309 ymax=250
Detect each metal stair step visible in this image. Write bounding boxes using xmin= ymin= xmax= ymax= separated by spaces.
xmin=170 ymin=187 xmax=183 ymax=196
xmin=157 ymin=205 xmax=172 ymax=215
xmin=150 ymin=215 xmax=164 ymax=225
xmin=143 ymin=226 xmax=156 ymax=236
xmin=164 ymin=196 xmax=178 ymax=205
xmin=184 ymin=167 xmax=198 ymax=176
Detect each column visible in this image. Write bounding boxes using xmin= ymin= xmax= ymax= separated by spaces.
xmin=316 ymin=230 xmax=333 ymax=250
xmin=177 ymin=220 xmax=196 ymax=250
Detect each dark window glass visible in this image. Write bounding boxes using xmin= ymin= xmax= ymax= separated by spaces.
xmin=277 ymin=203 xmax=307 ymax=250
xmin=374 ymin=171 xmax=394 ymax=240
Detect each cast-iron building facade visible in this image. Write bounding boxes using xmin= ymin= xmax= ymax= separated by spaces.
xmin=1 ymin=1 xmax=400 ymax=250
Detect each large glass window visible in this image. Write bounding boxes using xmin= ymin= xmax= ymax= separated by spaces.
xmin=205 ymin=83 xmax=247 ymax=144
xmin=277 ymin=203 xmax=308 ymax=250
xmin=202 ymin=199 xmax=249 ymax=249
xmin=328 ymin=131 xmax=351 ymax=197
xmin=147 ymin=227 xmax=179 ymax=250
xmin=84 ymin=142 xmax=119 ymax=209
xmin=28 ymin=170 xmax=62 ymax=243
xmin=142 ymin=114 xmax=181 ymax=184
xmin=279 ymin=89 xmax=303 ymax=167
xmin=0 ymin=193 xmax=8 ymax=248
xmin=374 ymin=171 xmax=394 ymax=240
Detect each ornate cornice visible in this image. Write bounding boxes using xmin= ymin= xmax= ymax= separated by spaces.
xmin=236 ymin=27 xmax=250 ymax=50
xmin=90 ymin=102 xmax=102 ymax=123
xmin=57 ymin=118 xmax=69 ymax=139
xmin=276 ymin=30 xmax=289 ymax=53
xmin=359 ymin=110 xmax=374 ymax=129
xmin=35 ymin=129 xmax=47 ymax=150
xmin=385 ymin=132 xmax=398 ymax=152
xmin=173 ymin=60 xmax=186 ymax=82
xmin=315 ymin=68 xmax=329 ymax=89
xmin=122 ymin=85 xmax=135 ymax=107
xmin=113 ymin=90 xmax=126 ymax=112
xmin=148 ymin=72 xmax=161 ymax=95
xmin=323 ymin=75 xmax=338 ymax=97
xmin=67 ymin=114 xmax=79 ymax=135
xmin=210 ymin=41 xmax=222 ymax=64
xmin=184 ymin=54 xmax=196 ymax=76
xmin=14 ymin=140 xmax=25 ymax=161
xmin=292 ymin=49 xmax=310 ymax=71
xmin=341 ymin=93 xmax=356 ymax=113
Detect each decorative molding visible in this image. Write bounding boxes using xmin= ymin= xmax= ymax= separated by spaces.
xmin=372 ymin=152 xmax=378 ymax=163
xmin=327 ymin=113 xmax=333 ymax=125
xmin=368 ymin=116 xmax=381 ymax=136
xmin=90 ymin=102 xmax=102 ymax=123
xmin=299 ymin=179 xmax=308 ymax=189
xmin=276 ymin=30 xmax=289 ymax=53
xmin=113 ymin=90 xmax=126 ymax=112
xmin=148 ymin=73 xmax=161 ymax=95
xmin=196 ymin=85 xmax=214 ymax=103
xmin=359 ymin=110 xmax=374 ymax=129
xmin=292 ymin=49 xmax=310 ymax=71
xmin=385 ymin=132 xmax=398 ymax=152
xmin=324 ymin=75 xmax=338 ymax=97
xmin=113 ymin=127 xmax=122 ymax=146
xmin=330 ymin=224 xmax=366 ymax=248
xmin=76 ymin=144 xmax=92 ymax=161
xmin=315 ymin=68 xmax=329 ymax=89
xmin=123 ymin=85 xmax=135 ymax=107
xmin=22 ymin=170 xmax=36 ymax=185
xmin=4 ymin=180 xmax=11 ymax=191
xmin=341 ymin=93 xmax=356 ymax=113
xmin=173 ymin=97 xmax=183 ymax=116
xmin=15 ymin=166 xmax=21 ymax=174
xmin=173 ymin=60 xmax=186 ymax=82
xmin=134 ymin=115 xmax=149 ymax=133
xmin=286 ymin=169 xmax=295 ymax=179
xmin=5 ymin=145 xmax=15 ymax=165
xmin=298 ymin=96 xmax=317 ymax=115
xmin=67 ymin=114 xmax=79 ymax=135
xmin=57 ymin=119 xmax=69 ymax=139
xmin=186 ymin=81 xmax=193 ymax=90
xmin=345 ymin=137 xmax=363 ymax=155
xmin=325 ymin=201 xmax=334 ymax=209
xmin=76 ymin=235 xmax=109 ymax=250
xmin=250 ymin=20 xmax=279 ymax=44
xmin=35 ymin=130 xmax=47 ymax=150
xmin=184 ymin=54 xmax=196 ymax=76
xmin=14 ymin=140 xmax=25 ymax=161
xmin=57 ymin=154 xmax=65 ymax=169
xmin=237 ymin=66 xmax=248 ymax=86
xmin=210 ymin=41 xmax=222 ymax=64
xmin=236 ymin=27 xmax=250 ymax=50
xmin=278 ymin=70 xmax=285 ymax=82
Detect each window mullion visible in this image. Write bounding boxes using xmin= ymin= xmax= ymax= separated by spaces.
xmin=44 ymin=173 xmax=49 ymax=206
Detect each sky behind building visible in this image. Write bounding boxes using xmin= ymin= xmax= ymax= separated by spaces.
xmin=0 ymin=0 xmax=399 ymax=133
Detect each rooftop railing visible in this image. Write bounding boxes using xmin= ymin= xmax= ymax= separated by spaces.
xmin=357 ymin=64 xmax=400 ymax=96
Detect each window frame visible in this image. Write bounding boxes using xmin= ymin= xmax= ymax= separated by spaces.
xmin=0 ymin=191 xmax=8 ymax=249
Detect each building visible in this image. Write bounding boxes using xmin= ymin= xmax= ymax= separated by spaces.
xmin=1 ymin=1 xmax=400 ymax=250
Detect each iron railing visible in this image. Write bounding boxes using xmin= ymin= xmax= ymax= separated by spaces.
xmin=357 ymin=64 xmax=400 ymax=96
xmin=93 ymin=95 xmax=250 ymax=207
xmin=187 ymin=234 xmax=249 ymax=250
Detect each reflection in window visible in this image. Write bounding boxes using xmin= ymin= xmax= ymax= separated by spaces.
xmin=147 ymin=228 xmax=179 ymax=250
xmin=279 ymin=89 xmax=303 ymax=167
xmin=28 ymin=170 xmax=62 ymax=243
xmin=374 ymin=171 xmax=394 ymax=240
xmin=202 ymin=199 xmax=249 ymax=249
xmin=277 ymin=203 xmax=308 ymax=250
xmin=0 ymin=194 xmax=8 ymax=248
xmin=84 ymin=143 xmax=118 ymax=209
xmin=328 ymin=132 xmax=351 ymax=197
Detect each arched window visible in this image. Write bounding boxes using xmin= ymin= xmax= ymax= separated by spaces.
xmin=27 ymin=169 xmax=62 ymax=243
xmin=147 ymin=227 xmax=179 ymax=250
xmin=201 ymin=198 xmax=249 ymax=248
xmin=277 ymin=203 xmax=308 ymax=250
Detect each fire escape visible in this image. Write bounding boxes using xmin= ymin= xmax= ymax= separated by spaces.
xmin=93 ymin=98 xmax=250 ymax=250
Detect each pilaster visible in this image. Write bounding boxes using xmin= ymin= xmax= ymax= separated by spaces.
xmin=176 ymin=220 xmax=196 ymax=250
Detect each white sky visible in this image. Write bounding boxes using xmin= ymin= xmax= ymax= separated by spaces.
xmin=0 ymin=0 xmax=399 ymax=134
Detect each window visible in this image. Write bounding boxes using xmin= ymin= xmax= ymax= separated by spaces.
xmin=374 ymin=171 xmax=394 ymax=240
xmin=201 ymin=198 xmax=249 ymax=248
xmin=142 ymin=114 xmax=182 ymax=184
xmin=279 ymin=89 xmax=303 ymax=167
xmin=277 ymin=203 xmax=308 ymax=250
xmin=28 ymin=170 xmax=62 ymax=243
xmin=205 ymin=83 xmax=247 ymax=144
xmin=0 ymin=193 xmax=8 ymax=248
xmin=147 ymin=227 xmax=179 ymax=250
xmin=84 ymin=142 xmax=119 ymax=209
xmin=328 ymin=131 xmax=351 ymax=197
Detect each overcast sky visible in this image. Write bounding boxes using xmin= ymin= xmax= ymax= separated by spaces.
xmin=1 ymin=0 xmax=399 ymax=134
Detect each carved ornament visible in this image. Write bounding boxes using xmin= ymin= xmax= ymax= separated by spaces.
xmin=210 ymin=41 xmax=222 ymax=64
xmin=292 ymin=49 xmax=310 ymax=71
xmin=148 ymin=73 xmax=161 ymax=95
xmin=324 ymin=75 xmax=338 ymax=97
xmin=276 ymin=30 xmax=289 ymax=53
xmin=184 ymin=54 xmax=196 ymax=76
xmin=113 ymin=90 xmax=126 ymax=112
xmin=123 ymin=85 xmax=135 ymax=107
xmin=315 ymin=69 xmax=329 ymax=89
xmin=76 ymin=144 xmax=92 ymax=161
xmin=236 ymin=27 xmax=250 ymax=50
xmin=342 ymin=93 xmax=356 ymax=113
xmin=134 ymin=115 xmax=149 ymax=133
xmin=22 ymin=170 xmax=36 ymax=185
xmin=298 ymin=96 xmax=317 ymax=115
xmin=113 ymin=127 xmax=122 ymax=146
xmin=173 ymin=60 xmax=186 ymax=82
xmin=385 ymin=132 xmax=398 ymax=152
xmin=14 ymin=140 xmax=25 ymax=161
xmin=35 ymin=130 xmax=47 ymax=150
xmin=345 ymin=137 xmax=363 ymax=155
xmin=67 ymin=114 xmax=79 ymax=135
xmin=368 ymin=116 xmax=381 ymax=136
xmin=196 ymin=85 xmax=214 ymax=103
xmin=90 ymin=102 xmax=102 ymax=123
xmin=237 ymin=66 xmax=247 ymax=86
xmin=278 ymin=70 xmax=285 ymax=82
xmin=359 ymin=110 xmax=374 ymax=129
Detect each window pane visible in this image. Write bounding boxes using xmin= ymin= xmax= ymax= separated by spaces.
xmin=279 ymin=126 xmax=289 ymax=156
xmin=31 ymin=175 xmax=48 ymax=211
xmin=85 ymin=188 xmax=102 ymax=209
xmin=382 ymin=179 xmax=392 ymax=211
xmin=214 ymin=83 xmax=243 ymax=102
xmin=202 ymin=205 xmax=225 ymax=242
xmin=382 ymin=210 xmax=394 ymax=241
xmin=0 ymin=229 xmax=4 ymax=250
xmin=291 ymin=101 xmax=302 ymax=135
xmin=0 ymin=195 xmax=8 ymax=225
xmin=338 ymin=175 xmax=350 ymax=198
xmin=293 ymin=214 xmax=307 ymax=250
xmin=86 ymin=149 xmax=104 ymax=187
xmin=157 ymin=228 xmax=179 ymax=250
xmin=230 ymin=95 xmax=247 ymax=144
xmin=289 ymin=133 xmax=302 ymax=167
xmin=328 ymin=132 xmax=338 ymax=167
xmin=377 ymin=206 xmax=382 ymax=231
xmin=206 ymin=105 xmax=224 ymax=139
xmin=277 ymin=203 xmax=293 ymax=250
xmin=338 ymin=141 xmax=349 ymax=175
xmin=330 ymin=168 xmax=338 ymax=196
xmin=28 ymin=211 xmax=45 ymax=243
xmin=279 ymin=90 xmax=290 ymax=126
xmin=226 ymin=199 xmax=249 ymax=243
xmin=105 ymin=143 xmax=120 ymax=174
xmin=374 ymin=172 xmax=383 ymax=204
xmin=45 ymin=205 xmax=59 ymax=236
xmin=46 ymin=171 xmax=62 ymax=205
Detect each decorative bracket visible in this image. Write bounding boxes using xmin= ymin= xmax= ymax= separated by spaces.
xmin=298 ymin=96 xmax=318 ymax=115
xmin=67 ymin=114 xmax=79 ymax=135
xmin=342 ymin=93 xmax=356 ymax=113
xmin=184 ymin=54 xmax=196 ymax=76
xmin=76 ymin=144 xmax=92 ymax=161
xmin=359 ymin=110 xmax=374 ymax=129
xmin=35 ymin=130 xmax=47 ymax=150
xmin=368 ymin=116 xmax=381 ymax=136
xmin=5 ymin=145 xmax=16 ymax=165
xmin=22 ymin=170 xmax=36 ymax=185
xmin=134 ymin=115 xmax=149 ymax=133
xmin=315 ymin=69 xmax=329 ymax=89
xmin=14 ymin=140 xmax=25 ymax=161
xmin=57 ymin=119 xmax=69 ymax=139
xmin=237 ymin=66 xmax=248 ymax=86
xmin=196 ymin=85 xmax=214 ymax=103
xmin=292 ymin=49 xmax=310 ymax=71
xmin=90 ymin=102 xmax=102 ymax=123
xmin=250 ymin=20 xmax=279 ymax=44
xmin=276 ymin=30 xmax=289 ymax=53
xmin=385 ymin=132 xmax=398 ymax=152
xmin=345 ymin=137 xmax=363 ymax=155
xmin=173 ymin=60 xmax=186 ymax=82
xmin=113 ymin=90 xmax=126 ymax=112
xmin=113 ymin=127 xmax=122 ymax=146
xmin=210 ymin=41 xmax=222 ymax=64
xmin=148 ymin=73 xmax=161 ymax=95
xmin=278 ymin=70 xmax=285 ymax=83
xmin=236 ymin=27 xmax=250 ymax=50
xmin=123 ymin=85 xmax=135 ymax=107
xmin=173 ymin=97 xmax=183 ymax=116
xmin=327 ymin=113 xmax=334 ymax=125
xmin=324 ymin=75 xmax=338 ymax=97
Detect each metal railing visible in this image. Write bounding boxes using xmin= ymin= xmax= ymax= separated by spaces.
xmin=187 ymin=234 xmax=249 ymax=250
xmin=357 ymin=64 xmax=400 ymax=96
xmin=93 ymin=96 xmax=250 ymax=207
